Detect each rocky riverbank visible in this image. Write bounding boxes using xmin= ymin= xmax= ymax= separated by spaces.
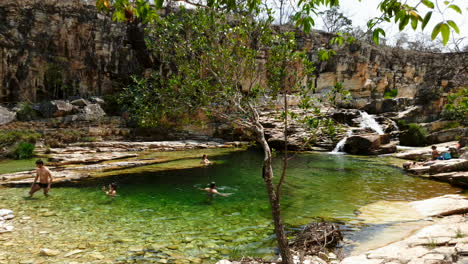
xmin=0 ymin=140 xmax=248 ymax=186
xmin=394 ymin=142 xmax=468 ymax=188
xmin=215 ymin=195 xmax=468 ymax=264
xmin=341 ymin=195 xmax=468 ymax=264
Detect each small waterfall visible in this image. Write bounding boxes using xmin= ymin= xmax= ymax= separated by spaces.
xmin=331 ymin=111 xmax=385 ymax=153
xmin=331 ymin=130 xmax=352 ymax=153
xmin=359 ymin=111 xmax=384 ymax=135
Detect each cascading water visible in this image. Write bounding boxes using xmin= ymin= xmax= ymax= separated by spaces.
xmin=359 ymin=111 xmax=385 ymax=135
xmin=331 ymin=111 xmax=385 ymax=153
xmin=331 ymin=130 xmax=352 ymax=153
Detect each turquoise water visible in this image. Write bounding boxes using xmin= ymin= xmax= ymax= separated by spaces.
xmin=0 ymin=150 xmax=461 ymax=263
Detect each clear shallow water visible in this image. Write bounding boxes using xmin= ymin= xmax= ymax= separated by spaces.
xmin=0 ymin=150 xmax=461 ymax=263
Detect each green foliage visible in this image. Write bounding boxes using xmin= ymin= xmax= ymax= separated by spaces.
xmin=441 ymin=88 xmax=468 ymax=125
xmin=0 ymin=130 xmax=41 ymax=148
xmin=119 ymin=9 xmax=314 ymax=129
xmin=384 ymin=89 xmax=398 ymax=99
xmin=13 ymin=142 xmax=35 ymax=160
xmin=399 ymin=123 xmax=428 ymax=146
xmin=81 ymin=137 xmax=98 ymax=142
xmin=97 ymin=0 xmax=462 ymax=46
xmin=16 ymin=102 xmax=39 ymax=121
xmin=44 ymin=130 xmax=91 ymax=148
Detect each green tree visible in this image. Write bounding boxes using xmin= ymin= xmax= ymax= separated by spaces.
xmin=117 ymin=9 xmax=324 ymax=263
xmin=318 ymin=7 xmax=352 ymax=33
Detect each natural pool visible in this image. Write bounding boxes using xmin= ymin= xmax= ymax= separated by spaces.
xmin=0 ymin=150 xmax=462 ymax=263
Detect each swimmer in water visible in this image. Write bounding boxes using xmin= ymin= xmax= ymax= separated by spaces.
xmin=200 ymin=154 xmax=211 ymax=165
xmin=102 ymin=183 xmax=117 ymax=197
xmin=199 ymin=182 xmax=231 ymax=197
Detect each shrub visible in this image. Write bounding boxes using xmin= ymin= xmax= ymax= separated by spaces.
xmin=441 ymin=88 xmax=467 ymax=125
xmin=399 ymin=123 xmax=428 ymax=146
xmin=0 ymin=130 xmax=41 ymax=148
xmin=81 ymin=136 xmax=98 ymax=142
xmin=13 ymin=142 xmax=35 ymax=159
xmin=383 ymin=89 xmax=398 ymax=99
xmin=16 ymin=102 xmax=40 ymax=121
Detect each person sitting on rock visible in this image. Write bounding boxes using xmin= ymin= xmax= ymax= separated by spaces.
xmin=200 ymin=154 xmax=211 ymax=165
xmin=199 ymin=182 xmax=230 ymax=198
xmin=102 ymin=183 xmax=117 ymax=197
xmin=29 ymin=159 xmax=53 ymax=198
xmin=431 ymin=146 xmax=440 ymax=160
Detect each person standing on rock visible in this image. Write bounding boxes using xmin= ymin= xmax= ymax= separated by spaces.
xmin=29 ymin=159 xmax=53 ymax=198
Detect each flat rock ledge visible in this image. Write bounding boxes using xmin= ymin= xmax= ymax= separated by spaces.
xmin=341 ymin=195 xmax=468 ymax=264
xmin=1 ymin=140 xmax=248 ymax=186
xmin=0 ymin=209 xmax=14 ymax=233
xmin=396 ymin=142 xmax=468 ymax=188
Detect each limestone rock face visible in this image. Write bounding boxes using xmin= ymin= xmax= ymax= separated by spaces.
xmin=0 ymin=1 xmax=466 ymax=124
xmin=0 ymin=0 xmax=140 ymax=103
xmin=0 ymin=106 xmax=15 ymax=125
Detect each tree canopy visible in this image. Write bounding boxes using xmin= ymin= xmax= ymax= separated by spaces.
xmin=97 ymin=0 xmax=464 ymax=45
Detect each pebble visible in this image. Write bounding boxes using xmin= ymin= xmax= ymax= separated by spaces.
xmin=64 ymin=249 xmax=84 ymax=257
xmin=39 ymin=248 xmax=60 ymax=256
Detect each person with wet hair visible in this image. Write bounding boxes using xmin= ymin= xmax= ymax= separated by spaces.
xmin=102 ymin=182 xmax=117 ymax=197
xmin=29 ymin=159 xmax=53 ymax=198
xmin=200 ymin=154 xmax=211 ymax=165
xmin=199 ymin=182 xmax=230 ymax=197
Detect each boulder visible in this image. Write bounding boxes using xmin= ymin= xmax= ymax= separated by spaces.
xmin=90 ymin=96 xmax=105 ymax=105
xmin=70 ymin=98 xmax=89 ymax=107
xmin=343 ymin=134 xmax=382 ymax=155
xmin=38 ymin=100 xmax=75 ymax=118
xmin=428 ymin=159 xmax=468 ymax=174
xmin=410 ymin=194 xmax=468 ymax=217
xmin=0 ymin=106 xmax=16 ymax=125
xmin=77 ymin=104 xmax=106 ymax=121
xmin=331 ymin=109 xmax=361 ymax=126
xmin=374 ymin=142 xmax=398 ymax=155
xmin=427 ymin=127 xmax=468 ymax=144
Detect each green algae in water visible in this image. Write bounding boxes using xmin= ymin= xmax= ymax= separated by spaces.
xmin=0 ymin=150 xmax=461 ymax=263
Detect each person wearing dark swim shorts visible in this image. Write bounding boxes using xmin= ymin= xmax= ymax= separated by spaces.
xmin=29 ymin=160 xmax=53 ymax=198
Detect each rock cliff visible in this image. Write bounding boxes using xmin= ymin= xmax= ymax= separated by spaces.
xmin=0 ymin=0 xmax=466 ymax=123
xmin=0 ymin=0 xmax=140 ymax=103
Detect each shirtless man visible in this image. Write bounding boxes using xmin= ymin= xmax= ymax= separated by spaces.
xmin=29 ymin=160 xmax=53 ymax=197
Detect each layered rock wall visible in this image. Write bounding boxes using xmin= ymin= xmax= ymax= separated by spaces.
xmin=0 ymin=0 xmax=140 ymax=103
xmin=0 ymin=0 xmax=466 ymax=120
xmin=294 ymin=30 xmax=467 ymax=120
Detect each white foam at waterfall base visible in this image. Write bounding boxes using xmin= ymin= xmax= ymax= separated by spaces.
xmin=359 ymin=111 xmax=384 ymax=135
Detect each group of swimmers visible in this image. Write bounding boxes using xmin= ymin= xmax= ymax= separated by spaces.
xmin=28 ymin=154 xmax=230 ymax=198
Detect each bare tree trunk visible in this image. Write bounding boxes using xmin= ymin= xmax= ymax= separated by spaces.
xmin=255 ymin=128 xmax=294 ymax=264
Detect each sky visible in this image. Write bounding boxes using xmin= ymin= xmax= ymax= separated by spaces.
xmin=109 ymin=0 xmax=468 ymax=50
xmin=317 ymin=0 xmax=468 ymax=49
